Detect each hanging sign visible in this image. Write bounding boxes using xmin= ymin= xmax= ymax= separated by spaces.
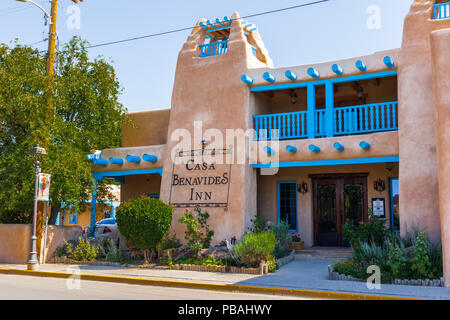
xmin=372 ymin=198 xmax=385 ymax=218
xmin=38 ymin=173 xmax=51 ymax=202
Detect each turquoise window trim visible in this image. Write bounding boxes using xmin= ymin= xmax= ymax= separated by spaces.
xmin=253 ymin=156 xmax=399 ymax=169
xmin=389 ymin=177 xmax=400 ymax=233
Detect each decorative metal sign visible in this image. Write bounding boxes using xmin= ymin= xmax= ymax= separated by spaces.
xmin=169 ymin=148 xmax=232 ymax=210
xmin=372 ymin=198 xmax=385 ymax=218
xmin=38 ymin=173 xmax=51 ymax=202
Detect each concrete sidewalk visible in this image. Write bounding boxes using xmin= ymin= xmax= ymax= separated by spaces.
xmin=1 ymin=261 xmax=449 ymax=300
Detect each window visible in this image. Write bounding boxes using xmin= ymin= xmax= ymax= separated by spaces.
xmin=390 ymin=178 xmax=400 ymax=232
xmin=278 ymin=182 xmax=298 ymax=231
xmin=68 ymin=213 xmax=77 ymax=224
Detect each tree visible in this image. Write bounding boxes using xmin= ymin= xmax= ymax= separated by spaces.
xmin=0 ymin=37 xmax=130 ymax=224
xmin=116 ymin=197 xmax=174 ymax=262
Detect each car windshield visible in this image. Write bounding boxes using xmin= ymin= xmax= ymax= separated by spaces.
xmin=98 ymin=219 xmax=116 ymax=225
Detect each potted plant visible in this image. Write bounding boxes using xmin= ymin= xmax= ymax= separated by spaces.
xmin=289 ymin=232 xmax=304 ymax=250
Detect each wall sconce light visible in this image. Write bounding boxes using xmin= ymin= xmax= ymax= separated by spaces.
xmin=298 ymin=181 xmax=308 ymax=194
xmin=374 ymin=178 xmax=386 ymax=192
xmin=290 ymin=91 xmax=298 ymax=105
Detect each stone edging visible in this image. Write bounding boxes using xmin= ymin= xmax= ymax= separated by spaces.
xmin=276 ymin=250 xmax=295 ymax=268
xmin=328 ymin=265 xmax=445 ymax=287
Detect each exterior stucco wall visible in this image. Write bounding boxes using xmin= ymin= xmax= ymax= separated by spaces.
xmin=61 ymin=203 xmax=113 ymax=227
xmin=0 ymin=224 xmax=81 ymax=264
xmin=257 ymin=163 xmax=399 ymax=248
xmin=398 ymin=1 xmax=450 ymax=242
xmin=122 ymin=109 xmax=170 ymax=148
xmin=430 ymin=28 xmax=450 ymax=287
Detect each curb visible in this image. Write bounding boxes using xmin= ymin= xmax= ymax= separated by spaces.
xmin=0 ymin=268 xmax=424 ymax=300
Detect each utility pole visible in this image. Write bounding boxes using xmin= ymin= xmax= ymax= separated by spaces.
xmin=46 ymin=0 xmax=58 ymax=77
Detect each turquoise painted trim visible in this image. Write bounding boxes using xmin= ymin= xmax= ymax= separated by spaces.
xmin=360 ymin=141 xmax=371 ymax=150
xmin=332 ymin=64 xmax=344 ymax=75
xmin=389 ymin=177 xmax=400 ymax=233
xmin=286 ymin=145 xmax=297 ymax=153
xmin=93 ymin=168 xmax=163 ymax=181
xmin=285 ymin=70 xmax=297 ymax=81
xmin=109 ymin=157 xmax=123 ymax=165
xmin=143 ymin=154 xmax=158 ymax=163
xmin=93 ymin=159 xmax=108 ymax=166
xmin=307 ymin=67 xmax=320 ymax=79
xmin=126 ymin=155 xmax=141 ymax=164
xmin=206 ymin=25 xmax=230 ymax=33
xmin=334 ymin=142 xmax=345 ymax=151
xmin=263 ymin=72 xmax=276 ymax=83
xmin=356 ymin=60 xmax=367 ymax=72
xmin=199 ymin=40 xmax=229 ymax=58
xmin=253 ymin=156 xmax=399 ymax=168
xmin=383 ymin=56 xmax=395 ymax=68
xmin=325 ymin=82 xmax=334 ymax=137
xmin=241 ymin=74 xmax=253 ymax=85
xmin=87 ymin=154 xmax=101 ymax=161
xmin=199 ymin=21 xmax=207 ymax=28
xmin=307 ymin=84 xmax=316 ymax=139
xmin=434 ymin=2 xmax=450 ymax=19
xmin=90 ymin=181 xmax=97 ymax=237
xmin=224 ymin=16 xmax=231 ymax=23
xmin=264 ymin=146 xmax=275 ymax=156
xmin=309 ymin=144 xmax=320 ymax=153
xmin=250 ymin=70 xmax=397 ymax=92
xmin=277 ymin=181 xmax=298 ymax=232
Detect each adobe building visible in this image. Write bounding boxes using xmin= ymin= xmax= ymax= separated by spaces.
xmin=89 ymin=1 xmax=450 ymax=285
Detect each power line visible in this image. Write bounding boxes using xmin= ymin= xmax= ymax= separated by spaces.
xmin=33 ymin=0 xmax=331 ymax=53
xmin=84 ymin=0 xmax=331 ymax=50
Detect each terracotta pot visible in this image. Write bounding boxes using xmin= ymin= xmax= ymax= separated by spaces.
xmin=289 ymin=241 xmax=305 ymax=250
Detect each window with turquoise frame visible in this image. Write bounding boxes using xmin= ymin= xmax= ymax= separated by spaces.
xmin=68 ymin=212 xmax=77 ymax=224
xmin=278 ymin=181 xmax=298 ymax=231
xmin=390 ymin=178 xmax=400 ymax=232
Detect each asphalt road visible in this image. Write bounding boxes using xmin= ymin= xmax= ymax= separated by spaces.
xmin=0 ymin=274 xmax=311 ymax=300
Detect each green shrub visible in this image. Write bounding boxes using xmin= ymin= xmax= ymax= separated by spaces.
xmin=233 ymin=231 xmax=276 ymax=267
xmin=116 ymin=196 xmax=174 ymax=262
xmin=100 ymin=239 xmax=129 ymax=263
xmin=386 ymin=240 xmax=409 ymax=279
xmin=248 ymin=215 xmax=269 ymax=233
xmin=178 ymin=209 xmax=214 ymax=255
xmin=159 ymin=233 xmax=182 ymax=250
xmin=268 ymin=220 xmax=292 ymax=259
xmin=343 ymin=214 xmax=388 ymax=248
xmin=266 ymin=254 xmax=278 ymax=273
xmin=65 ymin=238 xmax=99 ymax=262
xmin=410 ymin=230 xmax=433 ymax=279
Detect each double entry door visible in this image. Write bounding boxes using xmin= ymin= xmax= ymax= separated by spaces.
xmin=311 ymin=173 xmax=368 ymax=247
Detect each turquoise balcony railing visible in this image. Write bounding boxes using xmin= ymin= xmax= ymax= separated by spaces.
xmin=334 ymin=102 xmax=398 ymax=136
xmin=434 ymin=2 xmax=450 ymax=19
xmin=253 ymin=111 xmax=308 ymax=141
xmin=253 ymin=101 xmax=398 ymax=141
xmin=199 ymin=40 xmax=229 ymax=57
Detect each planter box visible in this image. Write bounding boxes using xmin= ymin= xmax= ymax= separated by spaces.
xmin=289 ymin=241 xmax=305 ymax=250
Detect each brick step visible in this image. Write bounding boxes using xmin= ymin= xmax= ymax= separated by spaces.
xmin=294 ymin=247 xmax=352 ymax=261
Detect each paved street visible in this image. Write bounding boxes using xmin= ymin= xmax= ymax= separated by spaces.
xmin=0 ymin=274 xmax=311 ymax=300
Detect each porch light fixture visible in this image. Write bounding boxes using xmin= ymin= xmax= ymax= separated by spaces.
xmin=290 ymin=91 xmax=298 ymax=105
xmin=298 ymin=181 xmax=308 ymax=194
xmin=374 ymin=178 xmax=386 ymax=192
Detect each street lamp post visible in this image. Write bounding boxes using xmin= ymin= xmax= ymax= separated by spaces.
xmin=27 ymin=145 xmax=46 ymax=271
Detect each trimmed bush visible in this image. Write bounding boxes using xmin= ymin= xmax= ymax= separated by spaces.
xmin=116 ymin=196 xmax=174 ymax=262
xmin=233 ymin=231 xmax=276 ymax=267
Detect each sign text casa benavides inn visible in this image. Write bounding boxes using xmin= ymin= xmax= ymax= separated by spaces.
xmin=169 ymin=149 xmax=232 ymax=209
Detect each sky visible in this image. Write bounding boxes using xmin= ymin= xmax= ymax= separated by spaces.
xmin=0 ymin=0 xmax=413 ymax=113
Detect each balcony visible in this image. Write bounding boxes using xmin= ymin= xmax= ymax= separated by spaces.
xmin=253 ymin=101 xmax=398 ymax=141
xmin=199 ymin=40 xmax=229 ymax=57
xmin=434 ymin=2 xmax=450 ymax=19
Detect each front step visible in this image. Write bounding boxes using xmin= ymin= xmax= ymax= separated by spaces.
xmin=295 ymin=247 xmax=352 ymax=261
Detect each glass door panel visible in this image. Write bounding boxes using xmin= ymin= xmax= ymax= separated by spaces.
xmin=316 ymin=183 xmax=338 ymax=246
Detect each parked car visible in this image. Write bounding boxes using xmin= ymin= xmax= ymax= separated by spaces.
xmin=82 ymin=218 xmax=126 ymax=249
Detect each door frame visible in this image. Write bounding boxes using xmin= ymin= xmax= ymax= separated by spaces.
xmin=310 ymin=173 xmax=368 ymax=246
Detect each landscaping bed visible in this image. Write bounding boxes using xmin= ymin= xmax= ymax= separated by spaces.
xmin=328 ymin=265 xmax=445 ymax=287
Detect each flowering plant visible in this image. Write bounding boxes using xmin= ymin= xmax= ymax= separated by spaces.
xmin=291 ymin=232 xmax=302 ymax=242
xmin=178 ymin=208 xmax=214 ymax=255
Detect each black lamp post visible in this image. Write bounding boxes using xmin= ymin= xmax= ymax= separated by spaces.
xmin=27 ymin=144 xmax=46 ymax=271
